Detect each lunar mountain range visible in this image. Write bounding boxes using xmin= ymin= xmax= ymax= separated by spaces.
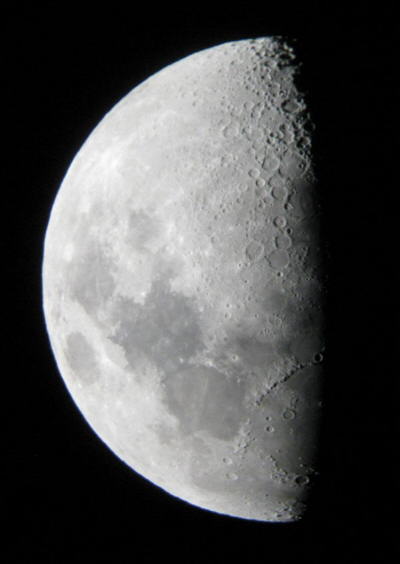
xmin=42 ymin=37 xmax=326 ymax=522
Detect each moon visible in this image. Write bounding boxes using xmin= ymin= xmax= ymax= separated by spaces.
xmin=42 ymin=37 xmax=325 ymax=522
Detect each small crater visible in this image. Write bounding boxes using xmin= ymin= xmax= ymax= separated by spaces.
xmin=273 ymin=216 xmax=287 ymax=229
xmin=282 ymin=99 xmax=301 ymax=113
xmin=262 ymin=154 xmax=280 ymax=174
xmin=313 ymin=352 xmax=324 ymax=364
xmin=282 ymin=409 xmax=296 ymax=420
xmin=268 ymin=250 xmax=289 ymax=269
xmin=295 ymin=475 xmax=310 ymax=487
xmin=275 ymin=233 xmax=292 ymax=249
xmin=271 ymin=185 xmax=287 ymax=201
xmin=223 ymin=124 xmax=238 ymax=138
xmin=245 ymin=241 xmax=264 ymax=261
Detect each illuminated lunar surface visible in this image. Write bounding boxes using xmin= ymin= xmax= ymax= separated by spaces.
xmin=42 ymin=37 xmax=325 ymax=522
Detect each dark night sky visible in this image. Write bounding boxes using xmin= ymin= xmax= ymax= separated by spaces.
xmin=5 ymin=2 xmax=399 ymax=562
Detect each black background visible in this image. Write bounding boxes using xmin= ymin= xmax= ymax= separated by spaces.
xmin=5 ymin=2 xmax=399 ymax=562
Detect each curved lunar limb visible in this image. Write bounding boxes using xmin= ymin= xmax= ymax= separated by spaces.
xmin=43 ymin=37 xmax=325 ymax=522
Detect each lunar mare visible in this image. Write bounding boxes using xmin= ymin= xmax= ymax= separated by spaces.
xmin=42 ymin=37 xmax=325 ymax=522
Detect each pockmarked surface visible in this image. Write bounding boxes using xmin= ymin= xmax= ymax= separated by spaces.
xmin=43 ymin=37 xmax=325 ymax=521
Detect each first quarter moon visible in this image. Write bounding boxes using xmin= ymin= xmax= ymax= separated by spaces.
xmin=42 ymin=37 xmax=325 ymax=521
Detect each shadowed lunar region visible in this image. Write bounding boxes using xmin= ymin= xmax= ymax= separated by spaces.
xmin=42 ymin=37 xmax=326 ymax=521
